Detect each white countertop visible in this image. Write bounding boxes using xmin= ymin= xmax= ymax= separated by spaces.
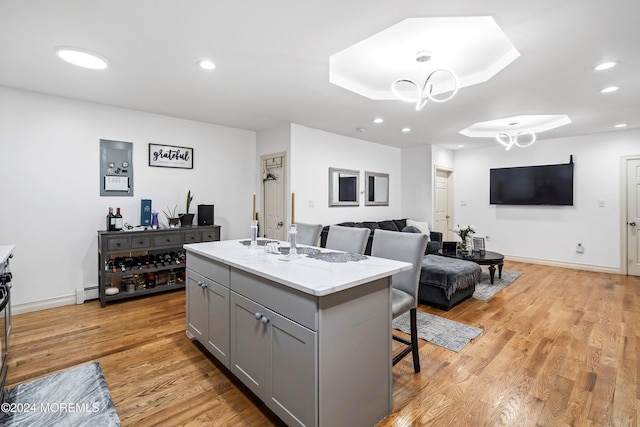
xmin=0 ymin=245 xmax=14 ymax=264
xmin=184 ymin=239 xmax=411 ymax=296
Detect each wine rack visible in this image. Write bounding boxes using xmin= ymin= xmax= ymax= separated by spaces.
xmin=97 ymin=225 xmax=220 ymax=307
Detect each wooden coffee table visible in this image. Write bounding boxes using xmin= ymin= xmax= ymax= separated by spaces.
xmin=439 ymin=250 xmax=504 ymax=284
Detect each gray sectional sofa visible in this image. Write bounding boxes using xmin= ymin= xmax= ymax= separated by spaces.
xmin=319 ymin=219 xmax=442 ymax=256
xmin=320 ymin=219 xmax=478 ymax=310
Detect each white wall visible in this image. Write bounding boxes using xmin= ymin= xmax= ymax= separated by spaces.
xmin=0 ymin=87 xmax=256 ymax=310
xmin=289 ymin=124 xmax=403 ymax=226
xmin=432 ymin=145 xmax=454 ymax=170
xmin=401 ymin=145 xmax=432 ymax=222
xmin=452 ymin=129 xmax=640 ymax=271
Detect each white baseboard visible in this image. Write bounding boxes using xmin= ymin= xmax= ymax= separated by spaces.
xmin=12 ymin=294 xmax=77 ymax=315
xmin=505 ymin=255 xmax=621 ymax=275
xmin=75 ymin=286 xmax=99 ymax=304
xmin=13 ymin=286 xmax=99 ymax=315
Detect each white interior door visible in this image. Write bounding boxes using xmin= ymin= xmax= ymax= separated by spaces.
xmin=626 ymin=157 xmax=640 ymax=276
xmin=434 ymin=168 xmax=453 ymax=240
xmin=262 ymin=153 xmax=286 ymax=241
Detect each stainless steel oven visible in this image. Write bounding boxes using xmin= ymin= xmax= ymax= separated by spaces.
xmin=0 ymin=256 xmax=12 ymax=403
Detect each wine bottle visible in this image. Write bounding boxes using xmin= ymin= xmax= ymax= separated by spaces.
xmin=106 ymin=207 xmax=116 ymax=231
xmin=115 ymin=208 xmax=123 ymax=231
xmin=145 ymin=272 xmax=156 ymax=288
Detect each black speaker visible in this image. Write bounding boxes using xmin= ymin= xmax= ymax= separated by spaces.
xmin=197 ymin=204 xmax=214 ymax=226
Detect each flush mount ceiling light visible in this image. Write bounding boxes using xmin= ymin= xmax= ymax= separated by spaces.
xmin=199 ymin=60 xmax=216 ymax=70
xmin=55 ymin=47 xmax=109 ymax=69
xmin=594 ymin=61 xmax=617 ymax=71
xmin=600 ymin=86 xmax=619 ymax=93
xmin=614 ymin=123 xmax=628 ymax=128
xmin=391 ymin=50 xmax=458 ymax=110
xmin=329 ymin=17 xmax=519 ymax=101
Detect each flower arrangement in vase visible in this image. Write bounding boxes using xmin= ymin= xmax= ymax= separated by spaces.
xmin=453 ymin=224 xmax=476 ymax=255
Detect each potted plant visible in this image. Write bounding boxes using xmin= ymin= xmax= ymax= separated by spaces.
xmin=162 ymin=205 xmax=180 ymax=228
xmin=179 ymin=190 xmax=195 ymax=227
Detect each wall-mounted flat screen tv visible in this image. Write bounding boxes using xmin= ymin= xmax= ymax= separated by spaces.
xmin=490 ymin=162 xmax=574 ymax=206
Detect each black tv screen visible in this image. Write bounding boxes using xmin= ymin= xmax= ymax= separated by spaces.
xmin=490 ymin=162 xmax=574 ymax=206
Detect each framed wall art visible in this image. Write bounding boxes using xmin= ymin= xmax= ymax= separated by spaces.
xmin=149 ymin=143 xmax=193 ymax=169
xmin=329 ymin=167 xmax=359 ymax=207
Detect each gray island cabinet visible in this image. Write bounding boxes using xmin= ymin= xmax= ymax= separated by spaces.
xmin=184 ymin=239 xmax=411 ymax=427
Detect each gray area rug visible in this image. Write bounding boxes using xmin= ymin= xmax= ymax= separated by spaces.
xmin=0 ymin=362 xmax=121 ymax=426
xmin=392 ymin=311 xmax=483 ymax=352
xmin=472 ymin=269 xmax=523 ymax=301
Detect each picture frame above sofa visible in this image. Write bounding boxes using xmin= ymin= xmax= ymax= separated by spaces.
xmin=364 ymin=171 xmax=389 ymax=206
xmin=329 ymin=167 xmax=359 ymax=207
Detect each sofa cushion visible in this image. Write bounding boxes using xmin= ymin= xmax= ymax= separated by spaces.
xmin=426 ymin=241 xmax=440 ymax=254
xmin=406 ymin=219 xmax=431 ymax=242
xmin=361 ymin=221 xmax=380 ymax=231
xmin=378 ymin=220 xmax=399 ymax=232
xmin=338 ymin=222 xmax=356 ymax=227
xmin=393 ymin=219 xmax=407 ymax=230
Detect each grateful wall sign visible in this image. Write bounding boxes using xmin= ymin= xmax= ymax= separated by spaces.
xmin=148 ymin=143 xmax=193 ymax=169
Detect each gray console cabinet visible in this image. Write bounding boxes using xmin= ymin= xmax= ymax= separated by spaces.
xmin=98 ymin=225 xmax=220 ymax=307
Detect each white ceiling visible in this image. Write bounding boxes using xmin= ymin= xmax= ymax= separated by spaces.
xmin=1 ymin=0 xmax=638 ymax=150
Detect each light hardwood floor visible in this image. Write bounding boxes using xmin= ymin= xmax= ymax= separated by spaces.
xmin=6 ymin=261 xmax=639 ymax=426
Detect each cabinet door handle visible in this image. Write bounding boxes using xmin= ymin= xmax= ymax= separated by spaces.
xmin=198 ymin=281 xmax=207 ymax=289
xmin=255 ymin=312 xmax=262 ymax=320
xmin=260 ymin=316 xmax=269 ymax=325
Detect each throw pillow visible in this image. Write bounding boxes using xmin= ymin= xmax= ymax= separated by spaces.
xmin=406 ymin=219 xmax=431 ymax=242
xmin=401 ymin=226 xmax=421 ymax=233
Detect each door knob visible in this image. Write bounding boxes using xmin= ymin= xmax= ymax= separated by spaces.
xmin=277 ymin=221 xmax=284 ymax=227
xmin=630 ymin=221 xmax=637 ymax=227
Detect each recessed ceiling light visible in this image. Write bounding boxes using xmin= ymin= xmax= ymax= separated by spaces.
xmin=594 ymin=61 xmax=616 ymax=71
xmin=457 ymin=144 xmax=465 ymax=148
xmin=401 ymin=127 xmax=411 ymax=133
xmin=199 ymin=60 xmax=216 ymax=70
xmin=373 ymin=118 xmax=384 ymax=124
xmin=600 ymin=86 xmax=619 ymax=93
xmin=55 ymin=47 xmax=109 ymax=69
xmin=614 ymin=123 xmax=628 ymax=128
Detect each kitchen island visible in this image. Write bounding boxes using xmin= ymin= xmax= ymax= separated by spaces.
xmin=184 ymin=239 xmax=411 ymax=427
